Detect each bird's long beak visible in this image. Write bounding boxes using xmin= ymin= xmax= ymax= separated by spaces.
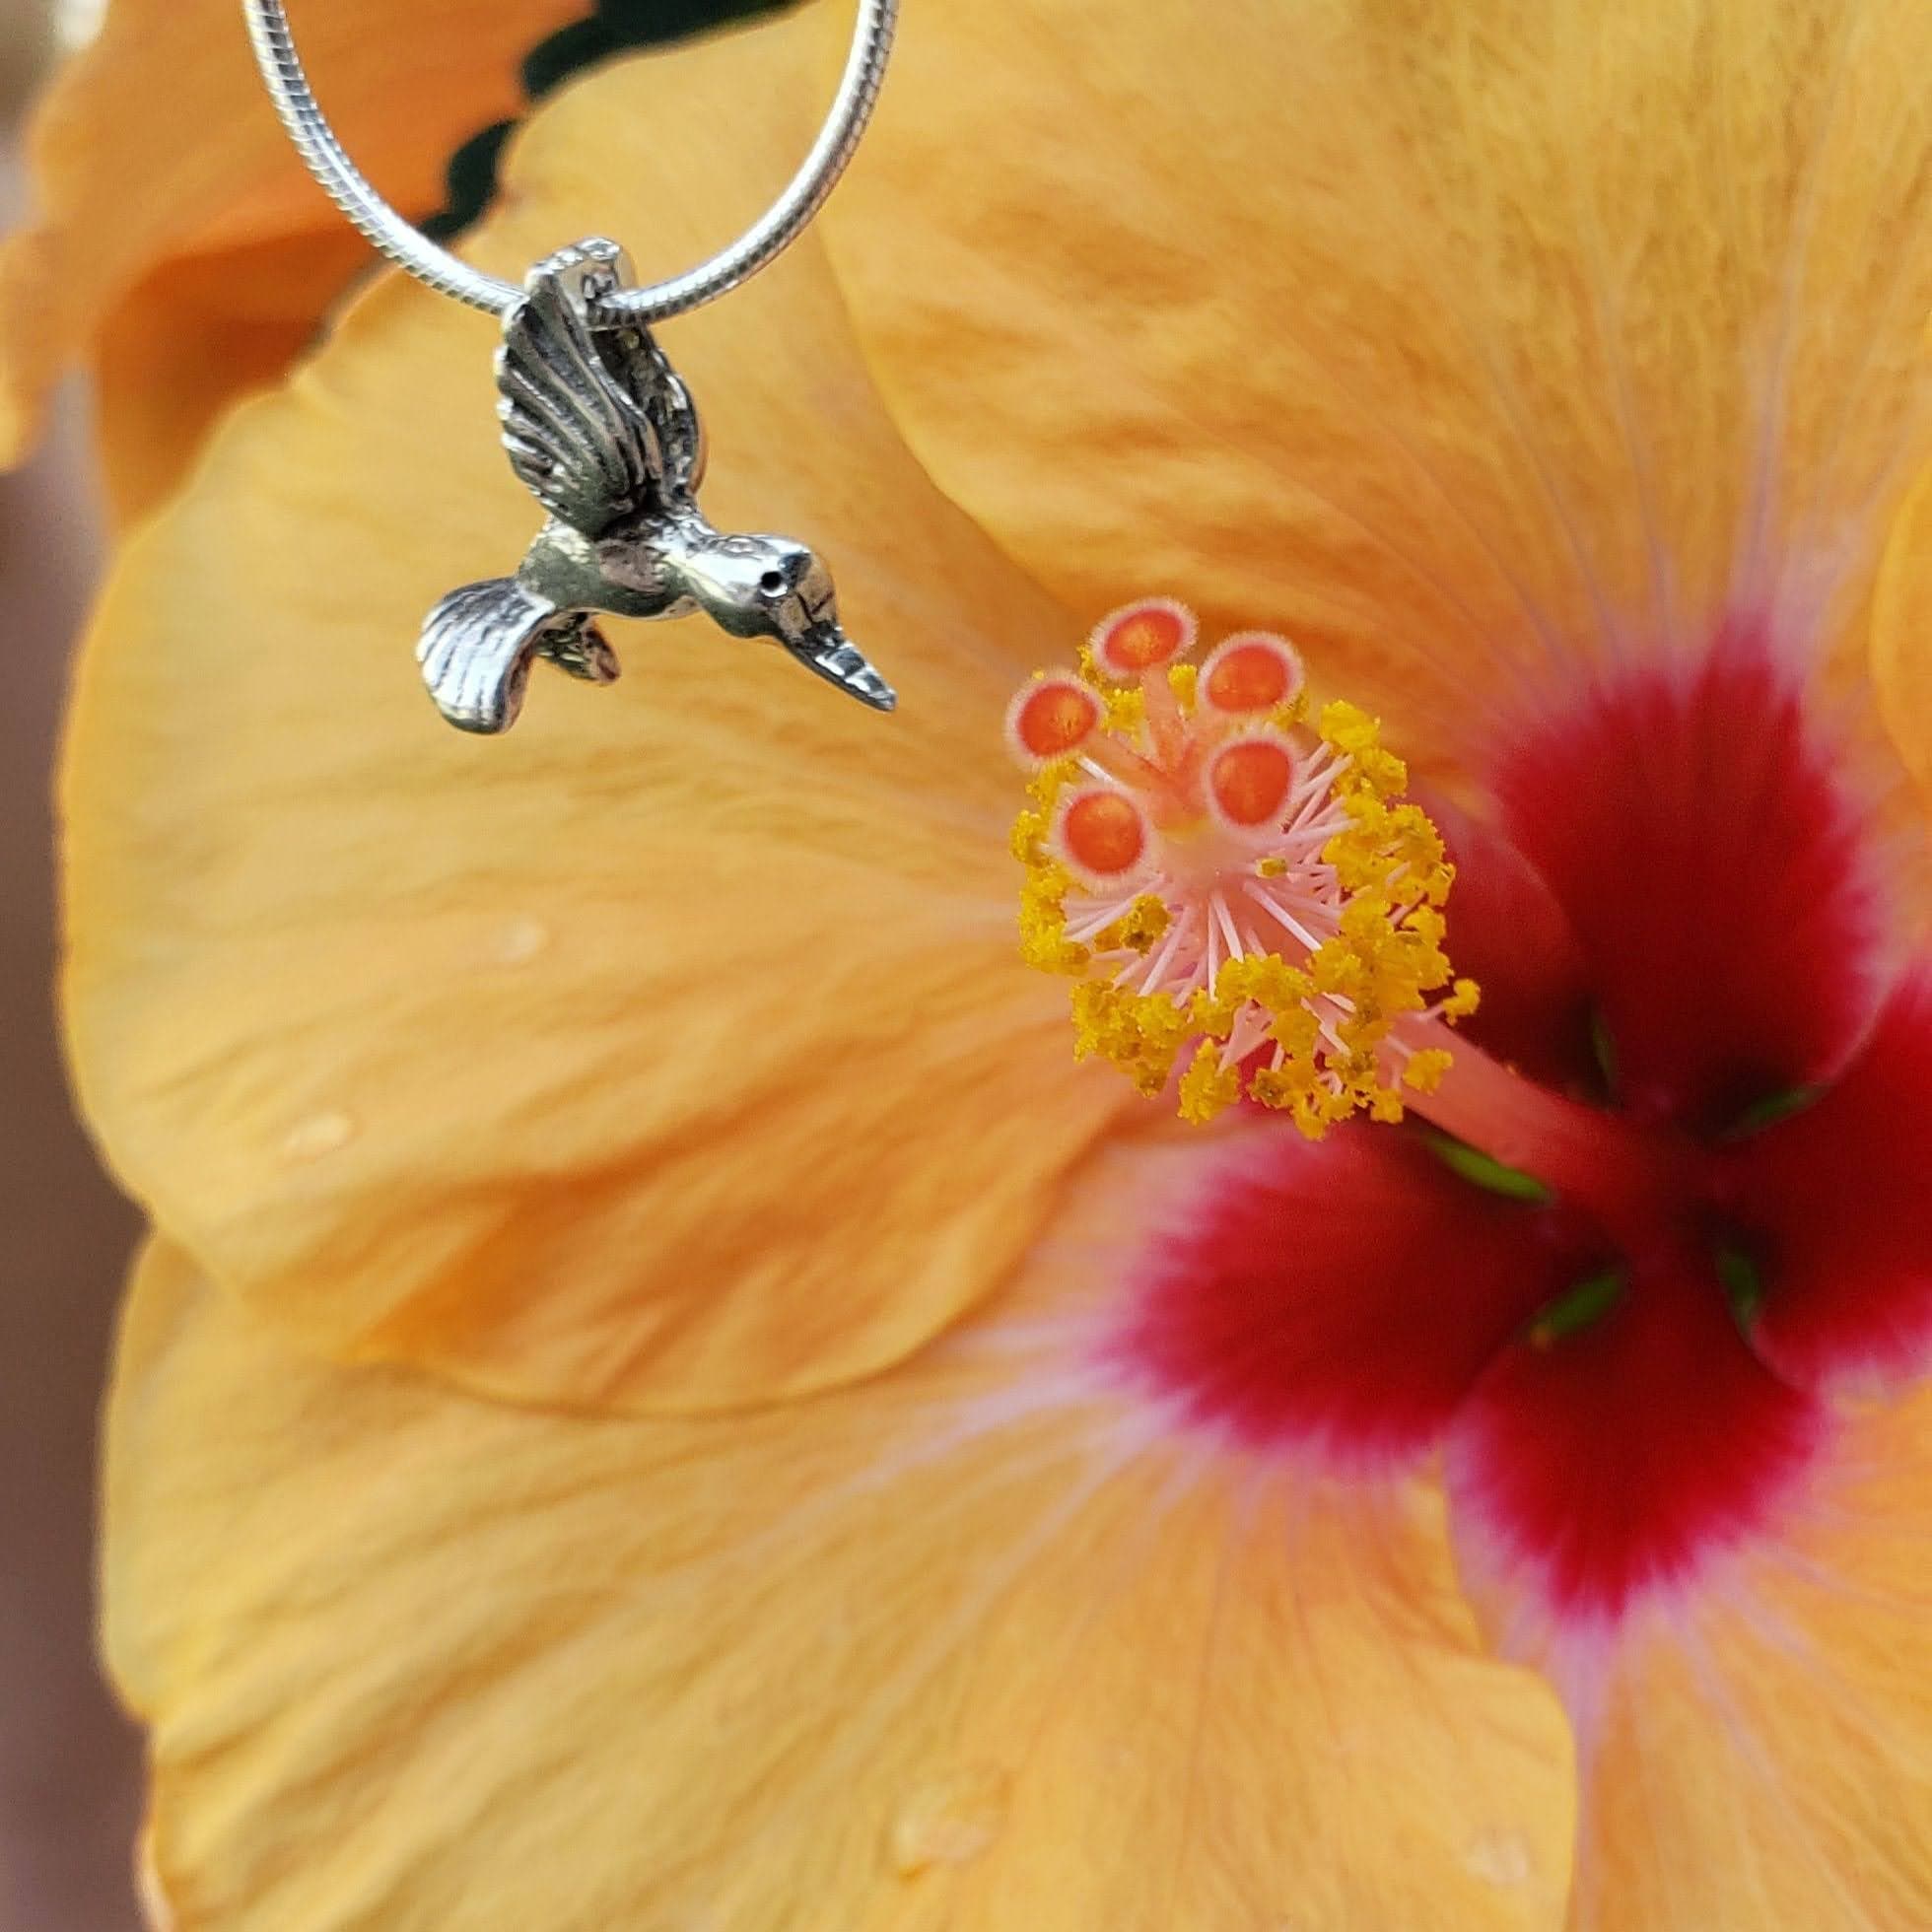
xmin=785 ymin=619 xmax=897 ymax=713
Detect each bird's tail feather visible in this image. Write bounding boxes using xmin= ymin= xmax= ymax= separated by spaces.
xmin=417 ymin=579 xmax=617 ymax=733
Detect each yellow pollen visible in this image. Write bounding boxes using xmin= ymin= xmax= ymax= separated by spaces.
xmin=1403 ymin=1047 xmax=1455 ymax=1092
xmin=1006 ymin=604 xmax=1478 ymax=1134
xmin=1178 ymin=1040 xmax=1245 ymax=1124
xmin=1095 ymin=894 xmax=1172 ymax=954
xmin=1101 ymin=683 xmax=1146 ymax=734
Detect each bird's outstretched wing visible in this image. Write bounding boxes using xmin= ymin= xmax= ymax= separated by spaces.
xmin=628 ymin=330 xmax=707 ymax=499
xmin=494 ymin=240 xmax=686 ymax=535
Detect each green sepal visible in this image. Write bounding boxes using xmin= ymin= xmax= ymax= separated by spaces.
xmin=1715 ymin=1245 xmax=1765 ymax=1331
xmin=1722 ymin=1085 xmax=1824 ymax=1139
xmin=1525 ymin=1268 xmax=1624 ymax=1348
xmin=1589 ymin=1008 xmax=1619 ymax=1098
xmin=1421 ymin=1130 xmax=1552 ymax=1204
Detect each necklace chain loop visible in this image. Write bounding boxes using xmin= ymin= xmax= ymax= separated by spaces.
xmin=242 ymin=0 xmax=898 ymax=322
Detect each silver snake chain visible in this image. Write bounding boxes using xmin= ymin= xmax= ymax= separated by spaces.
xmin=241 ymin=0 xmax=899 ymax=321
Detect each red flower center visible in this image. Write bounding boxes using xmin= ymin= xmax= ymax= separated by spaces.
xmin=1113 ymin=620 xmax=1932 ymax=1626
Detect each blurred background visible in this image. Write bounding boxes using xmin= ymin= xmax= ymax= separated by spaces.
xmin=2 ymin=1 xmax=147 ymax=1926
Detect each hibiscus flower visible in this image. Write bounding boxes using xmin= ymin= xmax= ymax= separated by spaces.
xmin=12 ymin=0 xmax=1932 ymax=1926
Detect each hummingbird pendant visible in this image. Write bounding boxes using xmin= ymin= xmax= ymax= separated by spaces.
xmin=418 ymin=238 xmax=897 ymax=733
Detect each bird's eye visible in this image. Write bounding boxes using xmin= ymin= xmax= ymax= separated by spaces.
xmin=759 ymin=570 xmax=787 ymax=595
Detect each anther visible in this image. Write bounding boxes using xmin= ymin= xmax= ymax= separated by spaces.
xmin=1008 ymin=599 xmax=1474 ymax=1134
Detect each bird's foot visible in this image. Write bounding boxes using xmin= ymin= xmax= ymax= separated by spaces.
xmin=539 ymin=613 xmax=621 ymax=685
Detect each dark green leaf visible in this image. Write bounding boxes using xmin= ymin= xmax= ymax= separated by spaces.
xmin=425 ymin=2 xmax=799 ymax=244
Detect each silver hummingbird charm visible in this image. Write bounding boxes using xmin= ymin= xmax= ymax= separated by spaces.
xmin=418 ymin=239 xmax=896 ymax=733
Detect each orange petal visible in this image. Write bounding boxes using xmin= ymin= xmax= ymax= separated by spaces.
xmin=63 ymin=21 xmax=1116 ymax=1414
xmin=1540 ymin=1388 xmax=1932 ymax=1928
xmin=105 ymin=1225 xmax=1575 ymax=1929
xmin=89 ymin=225 xmax=380 ymax=527
xmin=1873 ymin=457 xmax=1932 ymax=813
xmin=821 ymin=0 xmax=1932 ymax=773
xmin=0 ymin=0 xmax=583 ymax=515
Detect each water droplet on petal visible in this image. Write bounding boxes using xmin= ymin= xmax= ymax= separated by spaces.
xmin=888 ymin=1764 xmax=1010 ymax=1877
xmin=1463 ymin=1828 xmax=1534 ymax=1889
xmin=490 ymin=917 xmax=551 ymax=966
xmin=280 ymin=1109 xmax=356 ymax=1162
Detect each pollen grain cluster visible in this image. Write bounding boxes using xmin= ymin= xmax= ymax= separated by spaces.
xmin=1007 ymin=599 xmax=1476 ymax=1135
